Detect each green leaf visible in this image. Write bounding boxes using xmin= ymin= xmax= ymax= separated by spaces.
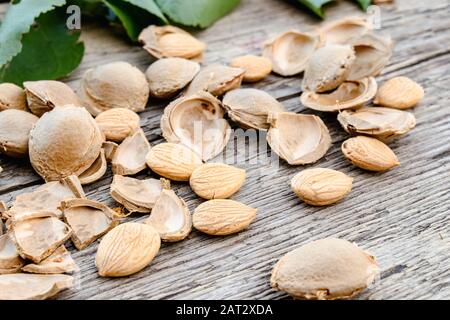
xmin=0 ymin=9 xmax=84 ymax=85
xmin=103 ymin=0 xmax=167 ymax=41
xmin=155 ymin=0 xmax=240 ymax=28
xmin=294 ymin=0 xmax=334 ymax=19
xmin=353 ymin=0 xmax=371 ymax=11
xmin=0 ymin=0 xmax=67 ymax=66
xmin=125 ymin=0 xmax=167 ymax=22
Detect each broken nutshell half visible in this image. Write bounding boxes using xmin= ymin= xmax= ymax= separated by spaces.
xmin=80 ymin=61 xmax=149 ymax=116
xmin=193 ymin=199 xmax=257 ymax=236
xmin=146 ymin=143 xmax=203 ymax=181
xmin=342 ymin=136 xmax=400 ymax=171
xmin=347 ymin=33 xmax=393 ymax=81
xmin=0 ymin=83 xmax=27 ymax=111
xmin=78 ymin=149 xmax=107 ymax=185
xmin=6 ymin=176 xmax=85 ymax=221
xmin=161 ymin=91 xmax=231 ymax=161
xmin=266 ymin=112 xmax=331 ymax=165
xmin=60 ymin=198 xmax=118 ymax=250
xmin=222 ymin=88 xmax=285 ymax=130
xmin=10 ymin=212 xmax=72 ymax=263
xmin=112 ymin=129 xmax=151 ymax=175
xmin=146 ymin=57 xmax=200 ymax=99
xmin=0 ymin=234 xmax=25 ymax=274
xmin=190 ymin=163 xmax=246 ymax=200
xmin=22 ymin=245 xmax=78 ymax=274
xmin=0 ymin=109 xmax=38 ymax=158
xmin=185 ymin=64 xmax=245 ymax=97
xmin=110 ymin=175 xmax=168 ymax=213
xmin=263 ymin=30 xmax=319 ymax=76
xmin=29 ymin=105 xmax=104 ymax=182
xmin=139 ymin=25 xmax=206 ymax=60
xmin=302 ymin=44 xmax=356 ymax=93
xmin=301 ymin=77 xmax=377 ymax=112
xmin=0 ymin=273 xmax=74 ymax=300
xmin=270 ymin=238 xmax=379 ymax=300
xmin=95 ymin=222 xmax=161 ymax=277
xmin=24 ymin=80 xmax=82 ymax=117
xmin=0 ymin=201 xmax=5 ymax=224
xmin=145 ymin=189 xmax=192 ymax=242
xmin=102 ymin=141 xmax=118 ymax=162
xmin=319 ymin=16 xmax=373 ymax=45
xmin=291 ymin=168 xmax=353 ymax=206
xmin=337 ymin=106 xmax=416 ymax=140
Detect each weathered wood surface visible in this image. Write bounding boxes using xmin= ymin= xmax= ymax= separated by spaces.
xmin=1 ymin=0 xmax=449 ymax=300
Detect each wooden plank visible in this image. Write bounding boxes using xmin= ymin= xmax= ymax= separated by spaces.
xmin=0 ymin=0 xmax=449 ymax=300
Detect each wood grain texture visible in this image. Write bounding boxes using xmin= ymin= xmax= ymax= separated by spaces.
xmin=1 ymin=0 xmax=449 ymax=300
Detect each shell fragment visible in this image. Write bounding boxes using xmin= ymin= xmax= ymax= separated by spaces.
xmin=267 ymin=112 xmax=331 ymax=165
xmin=61 ymin=198 xmax=118 ymax=250
xmin=110 ymin=175 xmax=168 ymax=213
xmin=161 ymin=91 xmax=231 ymax=161
xmin=301 ymin=77 xmax=377 ymax=112
xmin=145 ymin=189 xmax=192 ymax=242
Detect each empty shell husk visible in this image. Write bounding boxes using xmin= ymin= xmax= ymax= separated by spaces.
xmin=78 ymin=149 xmax=107 ymax=185
xmin=145 ymin=189 xmax=192 ymax=242
xmin=102 ymin=141 xmax=118 ymax=162
xmin=319 ymin=16 xmax=373 ymax=45
xmin=263 ymin=30 xmax=320 ymax=76
xmin=5 ymin=176 xmax=84 ymax=221
xmin=60 ymin=198 xmax=118 ymax=250
xmin=267 ymin=112 xmax=331 ymax=165
xmin=0 ymin=205 xmax=5 ymax=225
xmin=0 ymin=273 xmax=74 ymax=300
xmin=111 ymin=129 xmax=151 ymax=175
xmin=0 ymin=234 xmax=25 ymax=274
xmin=161 ymin=91 xmax=231 ymax=161
xmin=10 ymin=213 xmax=72 ymax=263
xmin=347 ymin=33 xmax=393 ymax=81
xmin=301 ymin=77 xmax=377 ymax=112
xmin=22 ymin=246 xmax=78 ymax=274
xmin=337 ymin=106 xmax=416 ymax=140
xmin=110 ymin=175 xmax=168 ymax=213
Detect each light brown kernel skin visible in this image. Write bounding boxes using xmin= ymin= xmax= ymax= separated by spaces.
xmin=374 ymin=77 xmax=424 ymax=109
xmin=230 ymin=55 xmax=272 ymax=82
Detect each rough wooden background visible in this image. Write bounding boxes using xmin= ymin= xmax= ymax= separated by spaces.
xmin=1 ymin=0 xmax=449 ymax=300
